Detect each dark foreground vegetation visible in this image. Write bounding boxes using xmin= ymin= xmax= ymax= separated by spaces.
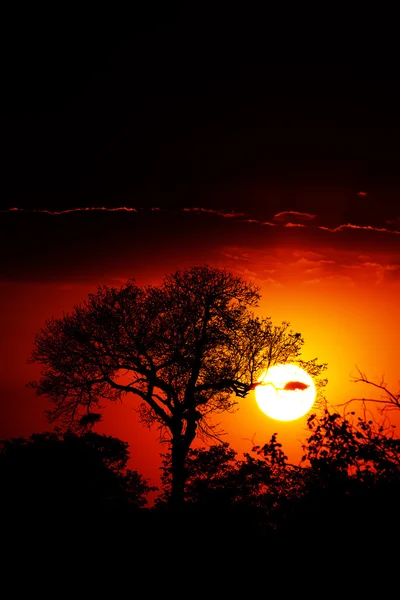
xmin=2 ymin=408 xmax=400 ymax=568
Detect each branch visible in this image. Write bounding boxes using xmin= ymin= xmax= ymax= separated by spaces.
xmin=196 ymin=378 xmax=260 ymax=398
xmin=336 ymin=367 xmax=400 ymax=413
xmin=102 ymin=374 xmax=173 ymax=425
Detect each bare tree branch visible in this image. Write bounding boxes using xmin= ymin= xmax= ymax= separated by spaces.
xmin=336 ymin=366 xmax=400 ymax=415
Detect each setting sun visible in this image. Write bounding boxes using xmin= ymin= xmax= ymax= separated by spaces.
xmin=255 ymin=364 xmax=316 ymax=421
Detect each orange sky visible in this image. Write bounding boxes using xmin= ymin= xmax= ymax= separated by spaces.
xmin=2 ymin=206 xmax=400 ymax=496
xmin=1 ymin=5 xmax=399 ymax=505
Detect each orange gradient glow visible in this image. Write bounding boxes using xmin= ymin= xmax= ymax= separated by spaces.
xmin=3 ymin=214 xmax=400 ymax=499
xmin=255 ymin=364 xmax=316 ymax=421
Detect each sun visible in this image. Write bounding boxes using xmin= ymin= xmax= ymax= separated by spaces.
xmin=255 ymin=363 xmax=316 ymax=421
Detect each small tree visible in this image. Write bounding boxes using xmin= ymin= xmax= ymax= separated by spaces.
xmin=0 ymin=431 xmax=154 ymax=524
xmin=157 ymin=438 xmax=307 ymax=539
xmin=157 ymin=443 xmax=239 ymax=507
xmin=302 ymin=408 xmax=400 ymax=484
xmin=28 ymin=265 xmax=326 ymax=508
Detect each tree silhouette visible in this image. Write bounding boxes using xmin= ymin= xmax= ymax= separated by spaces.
xmin=264 ymin=407 xmax=400 ymax=543
xmin=158 ymin=408 xmax=400 ymax=543
xmin=157 ymin=443 xmax=238 ymax=508
xmin=302 ymin=408 xmax=400 ymax=485
xmin=28 ymin=265 xmax=326 ymax=508
xmin=157 ymin=438 xmax=297 ymax=532
xmin=0 ymin=430 xmax=154 ymax=528
xmin=252 ymin=410 xmax=400 ymax=541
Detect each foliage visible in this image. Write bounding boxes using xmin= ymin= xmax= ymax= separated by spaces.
xmin=28 ymin=265 xmax=326 ymax=507
xmin=28 ymin=266 xmax=313 ymax=436
xmin=156 ymin=405 xmax=400 ymax=540
xmin=124 ymin=468 xmax=157 ymax=509
xmin=0 ymin=430 xmax=155 ymax=522
xmin=275 ymin=408 xmax=400 ymax=539
xmin=302 ymin=408 xmax=400 ymax=485
xmin=158 ymin=435 xmax=303 ymax=515
xmin=157 ymin=443 xmax=238 ymax=507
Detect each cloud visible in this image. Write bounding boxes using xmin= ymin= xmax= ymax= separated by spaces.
xmin=297 ymin=255 xmax=400 ymax=286
xmin=361 ymin=262 xmax=400 ymax=271
xmin=346 ymin=261 xmax=400 ymax=284
xmin=274 ymin=211 xmax=316 ymax=222
xmin=319 ymin=223 xmax=400 ymax=235
xmin=220 ymin=249 xmax=251 ymax=262
xmin=293 ymin=250 xmax=324 ymax=260
xmin=5 ymin=206 xmax=400 ymax=240
xmin=291 ymin=257 xmax=336 ymax=269
xmin=221 ymin=263 xmax=282 ymax=287
xmin=1 ymin=205 xmax=280 ymax=228
xmin=219 ymin=244 xmax=400 ymax=290
xmin=0 ymin=206 xmax=138 ymax=215
xmin=183 ymin=208 xmax=246 ymax=218
xmin=3 ymin=205 xmax=400 ymax=286
xmin=302 ymin=274 xmax=355 ymax=286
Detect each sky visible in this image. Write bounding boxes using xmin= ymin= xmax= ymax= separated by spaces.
xmin=1 ymin=6 xmax=400 ymax=491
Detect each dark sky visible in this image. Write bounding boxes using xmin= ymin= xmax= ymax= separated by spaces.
xmin=1 ymin=5 xmax=397 ymax=216
xmin=2 ymin=5 xmax=399 ymax=286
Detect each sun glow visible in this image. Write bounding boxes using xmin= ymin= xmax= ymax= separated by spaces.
xmin=255 ymin=363 xmax=316 ymax=421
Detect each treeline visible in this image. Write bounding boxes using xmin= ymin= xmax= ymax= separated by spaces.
xmin=2 ymin=409 xmax=400 ymax=547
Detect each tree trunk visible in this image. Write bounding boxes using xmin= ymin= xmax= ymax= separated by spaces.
xmin=170 ymin=436 xmax=187 ymax=510
xmin=170 ymin=418 xmax=197 ymax=510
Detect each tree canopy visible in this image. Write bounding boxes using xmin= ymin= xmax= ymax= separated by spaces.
xmin=0 ymin=430 xmax=154 ymax=526
xmin=28 ymin=265 xmax=327 ymax=507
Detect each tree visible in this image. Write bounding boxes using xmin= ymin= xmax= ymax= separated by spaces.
xmin=155 ymin=408 xmax=400 ymax=543
xmin=157 ymin=443 xmax=239 ymax=508
xmin=273 ymin=407 xmax=400 ymax=542
xmin=302 ymin=408 xmax=400 ymax=486
xmin=28 ymin=265 xmax=326 ymax=508
xmin=0 ymin=430 xmax=154 ymax=527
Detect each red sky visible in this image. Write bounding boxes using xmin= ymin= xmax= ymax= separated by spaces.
xmin=2 ymin=204 xmax=400 ymax=494
xmin=1 ymin=6 xmax=399 ymax=495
